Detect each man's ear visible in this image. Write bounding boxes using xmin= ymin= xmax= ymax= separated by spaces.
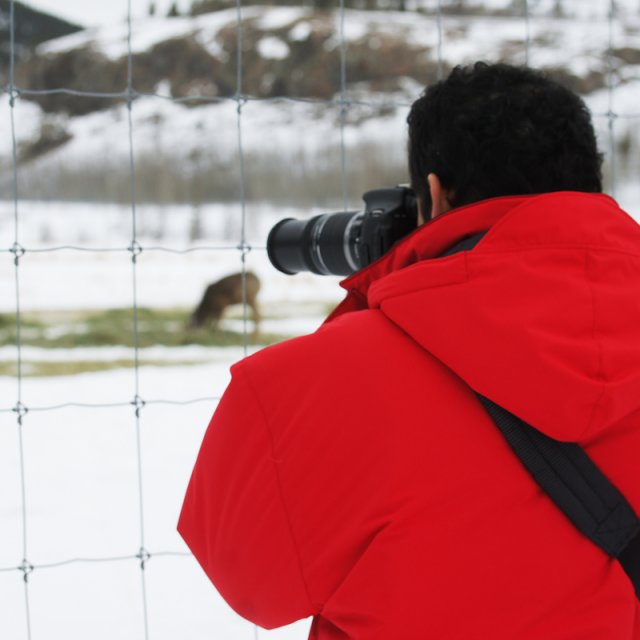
xmin=417 ymin=199 xmax=426 ymax=226
xmin=428 ymin=173 xmax=453 ymax=219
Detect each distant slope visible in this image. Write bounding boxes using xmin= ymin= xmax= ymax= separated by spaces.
xmin=15 ymin=5 xmax=640 ymax=113
xmin=2 ymin=4 xmax=640 ymax=208
xmin=0 ymin=0 xmax=82 ymax=80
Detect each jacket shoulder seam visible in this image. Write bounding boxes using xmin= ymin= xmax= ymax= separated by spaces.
xmin=235 ymin=361 xmax=322 ymax=614
xmin=582 ymin=250 xmax=608 ymax=440
xmin=473 ymin=244 xmax=640 ymax=258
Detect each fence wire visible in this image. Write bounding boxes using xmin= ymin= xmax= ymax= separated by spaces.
xmin=1 ymin=0 xmax=634 ymax=638
xmin=606 ymin=0 xmax=618 ymax=197
xmin=125 ymin=0 xmax=152 ymax=635
xmin=7 ymin=0 xmax=32 ymax=635
xmin=233 ymin=0 xmax=255 ymax=635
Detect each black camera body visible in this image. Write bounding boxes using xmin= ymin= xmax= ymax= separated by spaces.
xmin=267 ymin=186 xmax=418 ymax=276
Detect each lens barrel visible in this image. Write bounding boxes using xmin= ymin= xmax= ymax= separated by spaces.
xmin=267 ymin=211 xmax=363 ymax=276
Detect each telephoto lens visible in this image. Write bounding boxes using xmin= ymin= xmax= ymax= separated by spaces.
xmin=267 ymin=187 xmax=417 ymax=276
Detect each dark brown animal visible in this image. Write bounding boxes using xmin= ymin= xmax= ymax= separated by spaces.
xmin=190 ymin=271 xmax=261 ymax=333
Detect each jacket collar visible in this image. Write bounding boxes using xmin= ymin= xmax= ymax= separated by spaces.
xmin=324 ymin=194 xmax=529 ymax=324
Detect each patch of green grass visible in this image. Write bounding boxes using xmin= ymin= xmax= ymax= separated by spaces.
xmin=0 ymin=313 xmax=44 ymax=332
xmin=324 ymin=301 xmax=340 ymax=316
xmin=0 ymin=308 xmax=289 ymax=349
xmin=0 ymin=358 xmax=210 ymax=378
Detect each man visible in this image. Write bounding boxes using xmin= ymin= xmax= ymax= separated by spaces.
xmin=179 ymin=63 xmax=640 ymax=638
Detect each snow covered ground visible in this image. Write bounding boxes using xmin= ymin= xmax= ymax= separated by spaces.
xmin=0 ymin=198 xmax=343 ymax=638
xmin=0 ymin=364 xmax=314 ymax=640
xmin=0 ymin=199 xmax=345 ymax=312
xmin=0 ymin=198 xmax=339 ymax=638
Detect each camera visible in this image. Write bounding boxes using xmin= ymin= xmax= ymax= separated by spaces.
xmin=266 ymin=186 xmax=418 ymax=276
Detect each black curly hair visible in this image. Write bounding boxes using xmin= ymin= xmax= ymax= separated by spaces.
xmin=407 ymin=62 xmax=603 ymax=213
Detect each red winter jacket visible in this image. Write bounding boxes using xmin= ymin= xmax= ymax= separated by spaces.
xmin=179 ymin=192 xmax=640 ymax=639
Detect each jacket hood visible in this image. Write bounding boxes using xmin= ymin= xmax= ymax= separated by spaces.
xmin=326 ymin=192 xmax=640 ymax=442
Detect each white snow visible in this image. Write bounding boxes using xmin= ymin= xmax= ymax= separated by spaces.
xmin=288 ymin=21 xmax=312 ymax=42
xmin=0 ymin=344 xmax=252 ymax=364
xmin=0 ymin=246 xmax=341 ymax=314
xmin=339 ymin=15 xmax=369 ymax=42
xmin=38 ymin=9 xmax=263 ymax=58
xmin=1 ymin=93 xmax=401 ymax=184
xmin=256 ymin=7 xmax=312 ymax=30
xmin=6 ymin=5 xmax=640 ymax=206
xmin=32 ymin=5 xmax=640 ymax=70
xmin=414 ymin=0 xmax=640 ymax=20
xmin=0 ymin=199 xmax=344 ymax=313
xmin=256 ymin=36 xmax=291 ymax=60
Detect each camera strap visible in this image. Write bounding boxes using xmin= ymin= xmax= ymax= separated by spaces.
xmin=437 ymin=232 xmax=640 ymax=598
xmin=476 ymin=394 xmax=640 ymax=599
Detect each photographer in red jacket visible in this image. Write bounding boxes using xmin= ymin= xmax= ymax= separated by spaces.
xmin=179 ymin=63 xmax=640 ymax=639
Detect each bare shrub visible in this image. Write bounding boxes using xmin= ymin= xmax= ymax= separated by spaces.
xmin=17 ymin=47 xmax=127 ymax=115
xmin=13 ymin=139 xmax=407 ymax=208
xmin=18 ymin=119 xmax=72 ymax=163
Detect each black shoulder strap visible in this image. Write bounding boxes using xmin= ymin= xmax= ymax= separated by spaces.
xmin=437 ymin=230 xmax=640 ymax=597
xmin=476 ymin=394 xmax=640 ymax=598
xmin=440 ymin=231 xmax=489 ymax=257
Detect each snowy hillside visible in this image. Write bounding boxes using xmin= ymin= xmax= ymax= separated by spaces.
xmin=2 ymin=3 xmax=640 ymax=209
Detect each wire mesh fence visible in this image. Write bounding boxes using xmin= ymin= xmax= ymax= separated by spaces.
xmin=1 ymin=0 xmax=639 ymax=638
